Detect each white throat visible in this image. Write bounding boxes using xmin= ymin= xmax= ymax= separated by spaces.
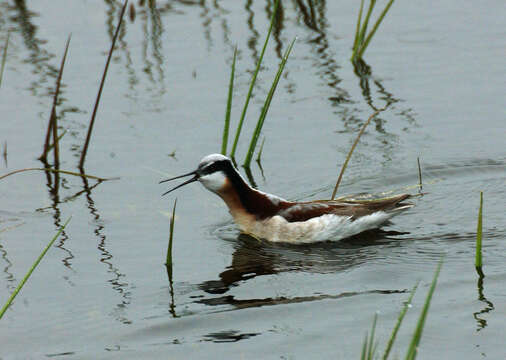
xmin=199 ymin=171 xmax=227 ymax=193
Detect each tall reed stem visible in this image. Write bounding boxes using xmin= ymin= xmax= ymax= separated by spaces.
xmin=79 ymin=1 xmax=127 ymax=169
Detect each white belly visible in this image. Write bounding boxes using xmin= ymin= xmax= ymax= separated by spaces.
xmin=234 ymin=211 xmax=397 ymax=243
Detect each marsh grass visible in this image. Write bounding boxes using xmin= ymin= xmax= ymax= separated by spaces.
xmin=40 ymin=35 xmax=71 ymax=164
xmin=165 ymin=199 xmax=177 ymax=270
xmin=361 ymin=313 xmax=378 ymax=360
xmin=417 ymin=157 xmax=422 ymax=192
xmin=360 ymin=260 xmax=443 ymax=359
xmin=230 ymin=0 xmax=280 ymax=159
xmin=0 ymin=31 xmax=10 ymax=88
xmin=243 ymin=37 xmax=296 ymax=168
xmin=0 ymin=217 xmax=71 ymax=320
xmin=405 ymin=258 xmax=443 ymax=360
xmin=475 ymin=192 xmax=484 ymax=276
xmin=331 ymin=108 xmax=383 ymax=199
xmin=352 ymin=0 xmax=395 ymax=61
xmin=382 ymin=282 xmax=419 ymax=359
xmin=222 ymin=47 xmax=237 ymax=155
xmin=79 ymin=0 xmax=128 ymax=169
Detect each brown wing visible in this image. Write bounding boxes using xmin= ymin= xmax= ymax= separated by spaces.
xmin=278 ymin=194 xmax=412 ymax=222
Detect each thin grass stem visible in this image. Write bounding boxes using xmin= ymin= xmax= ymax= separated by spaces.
xmin=40 ymin=35 xmax=71 ymax=163
xmin=417 ymin=157 xmax=422 ymax=191
xmin=222 ymin=47 xmax=237 ymax=155
xmin=0 ymin=167 xmax=117 ymax=182
xmin=357 ymin=0 xmax=395 ymax=58
xmin=256 ymin=137 xmax=266 ymax=163
xmin=79 ymin=1 xmax=128 ymax=169
xmin=405 ymin=258 xmax=444 ymax=360
xmin=0 ymin=31 xmax=10 ymax=88
xmin=243 ymin=37 xmax=295 ymax=168
xmin=382 ymin=282 xmax=419 ymax=360
xmin=475 ymin=192 xmax=483 ymax=273
xmin=166 ymin=199 xmax=177 ymax=267
xmin=0 ymin=217 xmax=71 ymax=320
xmin=331 ymin=108 xmax=382 ymax=199
xmin=230 ymin=0 xmax=280 ymax=159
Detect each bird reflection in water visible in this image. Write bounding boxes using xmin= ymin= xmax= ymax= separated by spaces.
xmin=196 ymin=229 xmax=409 ymax=309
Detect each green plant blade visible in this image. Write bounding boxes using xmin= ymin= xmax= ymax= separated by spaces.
xmin=361 ymin=313 xmax=378 ymax=360
xmin=475 ymin=191 xmax=483 ymax=270
xmin=243 ymin=37 xmax=296 ymax=168
xmin=352 ymin=0 xmax=365 ymax=54
xmin=0 ymin=217 xmax=71 ymax=320
xmin=230 ymin=0 xmax=280 ymax=159
xmin=357 ymin=0 xmax=395 ymax=59
xmin=222 ymin=47 xmax=237 ymax=155
xmin=382 ymin=282 xmax=419 ymax=360
xmin=405 ymin=258 xmax=444 ymax=360
xmin=353 ymin=0 xmax=376 ymax=60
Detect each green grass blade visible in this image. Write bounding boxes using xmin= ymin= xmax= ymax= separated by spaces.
xmin=222 ymin=46 xmax=237 ymax=155
xmin=382 ymin=282 xmax=419 ymax=360
xmin=165 ymin=199 xmax=177 ymax=268
xmin=405 ymin=258 xmax=444 ymax=360
xmin=367 ymin=313 xmax=378 ymax=360
xmin=0 ymin=31 xmax=10 ymax=88
xmin=475 ymin=191 xmax=483 ymax=271
xmin=0 ymin=217 xmax=71 ymax=320
xmin=352 ymin=0 xmax=365 ymax=54
xmin=243 ymin=37 xmax=296 ymax=168
xmin=353 ymin=0 xmax=376 ymax=60
xmin=357 ymin=0 xmax=395 ymax=59
xmin=361 ymin=332 xmax=369 ymax=360
xmin=361 ymin=313 xmax=378 ymax=360
xmin=230 ymin=0 xmax=280 ymax=159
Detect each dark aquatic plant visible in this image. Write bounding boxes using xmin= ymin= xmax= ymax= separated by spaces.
xmin=40 ymin=35 xmax=71 ymax=165
xmin=79 ymin=0 xmax=128 ymax=169
xmin=165 ymin=199 xmax=177 ymax=274
xmin=475 ymin=192 xmax=484 ymax=276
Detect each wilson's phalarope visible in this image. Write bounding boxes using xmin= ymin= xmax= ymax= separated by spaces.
xmin=161 ymin=154 xmax=414 ymax=243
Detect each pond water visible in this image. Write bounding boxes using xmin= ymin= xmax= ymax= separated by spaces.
xmin=0 ymin=1 xmax=505 ymax=359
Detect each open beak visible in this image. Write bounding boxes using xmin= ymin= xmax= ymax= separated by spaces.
xmin=160 ymin=170 xmax=199 ymax=196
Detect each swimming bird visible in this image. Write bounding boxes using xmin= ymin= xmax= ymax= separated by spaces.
xmin=160 ymin=154 xmax=414 ymax=243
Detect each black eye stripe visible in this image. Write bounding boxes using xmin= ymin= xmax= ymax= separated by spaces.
xmin=199 ymin=160 xmax=228 ymax=176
